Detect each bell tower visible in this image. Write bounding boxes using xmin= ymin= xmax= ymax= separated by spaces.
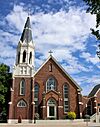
xmin=14 ymin=16 xmax=35 ymax=77
xmin=8 ymin=17 xmax=35 ymax=123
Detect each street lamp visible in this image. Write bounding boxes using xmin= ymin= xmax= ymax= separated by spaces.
xmin=97 ymin=44 xmax=100 ymax=59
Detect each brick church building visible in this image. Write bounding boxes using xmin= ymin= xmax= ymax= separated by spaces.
xmin=8 ymin=17 xmax=100 ymax=123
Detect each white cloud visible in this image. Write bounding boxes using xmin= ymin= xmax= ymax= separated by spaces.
xmin=81 ymin=52 xmax=99 ymax=64
xmin=32 ymin=8 xmax=96 ymax=49
xmin=0 ymin=4 xmax=99 ymax=95
xmin=6 ymin=5 xmax=28 ymax=32
xmin=5 ymin=5 xmax=96 ymax=50
xmin=0 ymin=5 xmax=97 ymax=72
xmin=74 ymin=74 xmax=100 ymax=95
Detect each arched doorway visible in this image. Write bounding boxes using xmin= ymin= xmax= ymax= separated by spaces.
xmin=16 ymin=99 xmax=27 ymax=119
xmin=47 ymin=98 xmax=57 ymax=119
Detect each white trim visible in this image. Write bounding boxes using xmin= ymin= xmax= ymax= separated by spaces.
xmin=32 ymin=88 xmax=34 ymax=92
xmin=94 ymin=100 xmax=97 ymax=102
xmin=47 ymin=105 xmax=56 ymax=118
xmin=12 ymin=77 xmax=15 ymax=79
xmin=8 ymin=102 xmax=12 ymax=104
xmin=78 ymin=92 xmax=81 ymax=94
xmin=17 ymin=100 xmax=27 ymax=107
xmin=14 ymin=75 xmax=32 ymax=77
xmin=58 ymin=106 xmax=63 ymax=108
xmin=8 ymin=119 xmax=33 ymax=124
xmin=95 ymin=88 xmax=100 ymax=96
xmin=47 ymin=106 xmax=49 ymax=117
xmin=94 ymin=107 xmax=97 ymax=109
xmin=41 ymin=106 xmax=46 ymax=108
xmin=34 ymin=55 xmax=82 ymax=91
xmin=32 ymin=102 xmax=35 ymax=105
xmin=79 ymin=102 xmax=83 ymax=105
xmin=8 ymin=119 xmax=18 ymax=124
xmin=10 ymin=88 xmax=14 ymax=92
xmin=80 ymin=113 xmax=82 ymax=117
xmin=24 ymin=27 xmax=32 ymax=31
xmin=94 ymin=94 xmax=97 ymax=97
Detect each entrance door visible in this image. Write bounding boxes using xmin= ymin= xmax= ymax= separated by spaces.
xmin=47 ymin=98 xmax=56 ymax=119
xmin=49 ymin=106 xmax=54 ymax=116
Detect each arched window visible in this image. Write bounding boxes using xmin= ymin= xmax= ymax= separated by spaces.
xmin=34 ymin=83 xmax=39 ymax=98
xmin=18 ymin=52 xmax=20 ymax=64
xmin=46 ymin=77 xmax=56 ymax=92
xmin=63 ymin=84 xmax=69 ymax=113
xmin=29 ymin=52 xmax=32 ymax=64
xmin=17 ymin=100 xmax=27 ymax=107
xmin=49 ymin=64 xmax=52 ymax=72
xmin=47 ymin=98 xmax=56 ymax=105
xmin=23 ymin=50 xmax=26 ymax=63
xmin=34 ymin=83 xmax=39 ymax=112
xmin=20 ymin=79 xmax=25 ymax=95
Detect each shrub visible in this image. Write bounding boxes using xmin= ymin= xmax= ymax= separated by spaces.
xmin=67 ymin=112 xmax=76 ymax=120
xmin=84 ymin=114 xmax=90 ymax=119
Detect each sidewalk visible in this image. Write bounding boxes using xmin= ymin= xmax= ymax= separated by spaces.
xmin=0 ymin=121 xmax=100 ymax=127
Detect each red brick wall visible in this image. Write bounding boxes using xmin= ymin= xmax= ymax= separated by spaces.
xmin=97 ymin=90 xmax=100 ymax=106
xmin=96 ymin=90 xmax=100 ymax=113
xmin=82 ymin=96 xmax=89 ymax=116
xmin=12 ymin=77 xmax=32 ymax=119
xmin=11 ymin=58 xmax=81 ymax=120
xmin=35 ymin=58 xmax=80 ymax=119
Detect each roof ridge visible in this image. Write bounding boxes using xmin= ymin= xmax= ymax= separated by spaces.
xmin=88 ymin=84 xmax=100 ymax=97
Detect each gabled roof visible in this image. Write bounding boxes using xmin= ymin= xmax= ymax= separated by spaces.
xmin=88 ymin=84 xmax=100 ymax=97
xmin=20 ymin=17 xmax=33 ymax=43
xmin=34 ymin=55 xmax=82 ymax=91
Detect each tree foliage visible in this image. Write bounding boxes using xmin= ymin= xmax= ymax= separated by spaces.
xmin=0 ymin=63 xmax=12 ymax=122
xmin=84 ymin=0 xmax=100 ymax=40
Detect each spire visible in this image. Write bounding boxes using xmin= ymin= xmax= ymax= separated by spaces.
xmin=20 ymin=16 xmax=33 ymax=43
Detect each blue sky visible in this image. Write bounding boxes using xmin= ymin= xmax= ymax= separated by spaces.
xmin=0 ymin=0 xmax=100 ymax=95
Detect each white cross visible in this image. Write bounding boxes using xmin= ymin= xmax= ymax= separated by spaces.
xmin=49 ymin=50 xmax=53 ymax=56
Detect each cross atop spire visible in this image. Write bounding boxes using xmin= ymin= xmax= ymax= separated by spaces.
xmin=49 ymin=50 xmax=53 ymax=56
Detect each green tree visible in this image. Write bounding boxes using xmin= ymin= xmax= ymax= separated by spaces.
xmin=0 ymin=64 xmax=11 ymax=122
xmin=84 ymin=0 xmax=100 ymax=39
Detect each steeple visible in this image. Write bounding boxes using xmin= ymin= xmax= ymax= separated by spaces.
xmin=13 ymin=16 xmax=35 ymax=77
xmin=20 ymin=16 xmax=33 ymax=43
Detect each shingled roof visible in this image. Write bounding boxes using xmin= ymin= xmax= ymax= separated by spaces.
xmin=88 ymin=84 xmax=100 ymax=97
xmin=20 ymin=16 xmax=33 ymax=43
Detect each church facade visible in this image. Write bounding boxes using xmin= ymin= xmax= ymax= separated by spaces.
xmin=8 ymin=17 xmax=100 ymax=123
